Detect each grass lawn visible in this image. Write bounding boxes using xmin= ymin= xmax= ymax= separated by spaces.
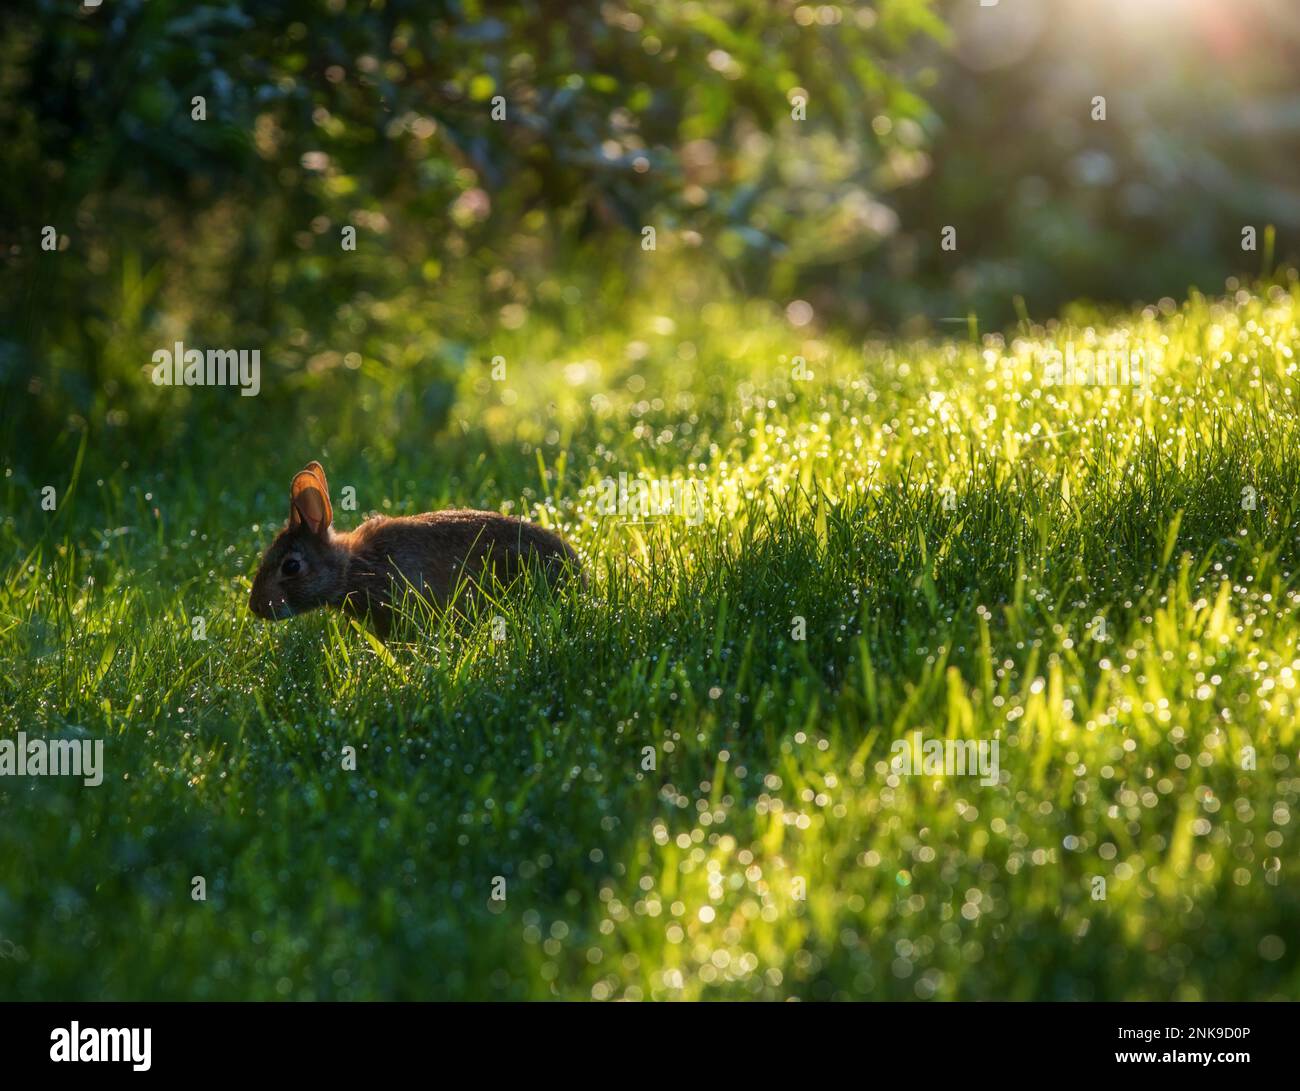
xmin=4 ymin=277 xmax=1300 ymax=1000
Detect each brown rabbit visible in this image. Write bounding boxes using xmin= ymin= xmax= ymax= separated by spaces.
xmin=249 ymin=461 xmax=580 ymax=636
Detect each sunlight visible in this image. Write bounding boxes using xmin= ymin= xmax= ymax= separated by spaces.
xmin=1069 ymin=0 xmax=1240 ymax=37
xmin=957 ymin=0 xmax=1260 ymax=74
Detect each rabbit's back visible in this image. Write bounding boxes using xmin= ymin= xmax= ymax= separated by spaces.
xmin=339 ymin=509 xmax=579 ymax=615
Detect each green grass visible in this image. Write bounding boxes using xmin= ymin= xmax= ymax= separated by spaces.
xmin=4 ymin=275 xmax=1300 ymax=999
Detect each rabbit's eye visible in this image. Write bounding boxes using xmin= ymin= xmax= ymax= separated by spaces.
xmin=281 ymin=557 xmax=303 ymax=576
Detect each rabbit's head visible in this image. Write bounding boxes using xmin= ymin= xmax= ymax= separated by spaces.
xmin=249 ymin=461 xmax=348 ymax=621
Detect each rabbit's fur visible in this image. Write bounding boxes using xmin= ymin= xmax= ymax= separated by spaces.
xmin=249 ymin=461 xmax=580 ymax=636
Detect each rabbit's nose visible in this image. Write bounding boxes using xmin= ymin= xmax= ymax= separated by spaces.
xmin=250 ymin=591 xmax=292 ymax=620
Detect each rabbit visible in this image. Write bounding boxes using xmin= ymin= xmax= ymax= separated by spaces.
xmin=249 ymin=460 xmax=581 ymax=637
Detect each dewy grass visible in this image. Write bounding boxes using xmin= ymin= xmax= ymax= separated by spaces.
xmin=2 ymin=279 xmax=1300 ymax=999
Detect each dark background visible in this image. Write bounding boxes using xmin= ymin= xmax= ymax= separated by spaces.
xmin=3 ymin=0 xmax=1299 ymax=468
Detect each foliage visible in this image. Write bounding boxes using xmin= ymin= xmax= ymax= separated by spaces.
xmin=0 ymin=0 xmax=939 ymax=460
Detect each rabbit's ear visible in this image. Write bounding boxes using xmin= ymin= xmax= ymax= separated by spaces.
xmin=302 ymin=460 xmax=330 ymax=501
xmin=290 ymin=469 xmax=333 ymax=535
